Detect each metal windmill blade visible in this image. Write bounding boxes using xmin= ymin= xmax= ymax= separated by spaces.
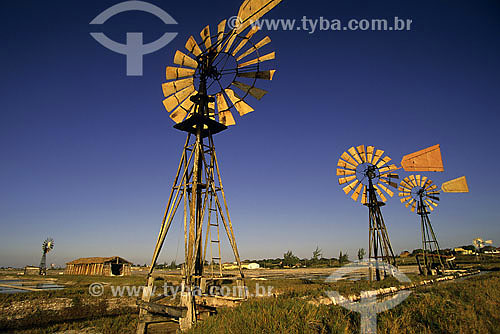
xmin=42 ymin=238 xmax=54 ymax=253
xmin=337 ymin=145 xmax=399 ymax=204
xmin=161 ymin=20 xmax=277 ymax=126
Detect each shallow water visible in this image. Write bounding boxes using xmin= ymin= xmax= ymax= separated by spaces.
xmin=0 ymin=279 xmax=65 ymax=294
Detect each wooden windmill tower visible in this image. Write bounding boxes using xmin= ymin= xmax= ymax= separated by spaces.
xmin=137 ymin=0 xmax=282 ymax=332
xmin=337 ymin=145 xmax=400 ymax=281
xmin=399 ymin=175 xmax=469 ymax=275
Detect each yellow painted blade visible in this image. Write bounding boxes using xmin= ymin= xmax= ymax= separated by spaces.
xmin=426 ymin=198 xmax=438 ymax=207
xmin=336 ymin=168 xmax=356 ymax=176
xmin=421 ymin=176 xmax=428 ymax=188
xmin=224 ymin=33 xmax=238 ymax=53
xmin=165 ymin=67 xmax=195 ymax=80
xmin=377 ymin=182 xmax=394 ymax=197
xmin=378 ymin=164 xmax=399 ymax=173
xmin=342 ymin=179 xmax=359 ymax=195
xmin=356 ymin=145 xmax=366 ymax=163
xmin=341 ymin=152 xmax=359 ymax=167
xmin=208 ymin=101 xmax=215 ymax=120
xmin=411 ymin=201 xmax=416 ymax=212
xmin=441 ymin=176 xmax=469 ymax=193
xmin=216 ymin=93 xmax=236 ymax=126
xmin=231 ymin=81 xmax=268 ymax=100
xmin=237 ymin=70 xmax=275 ymax=80
xmin=426 ymin=190 xmax=440 ymax=195
xmin=401 ymin=144 xmax=444 ymax=172
xmin=238 ymin=52 xmax=275 ymax=68
xmin=176 ymin=89 xmax=197 ymax=115
xmin=398 ymin=186 xmax=411 ymax=194
xmin=398 ymin=188 xmax=411 ymax=196
xmin=351 ymin=182 xmax=363 ymax=202
xmin=400 ymin=196 xmax=411 ymax=203
xmin=162 ymin=85 xmax=195 ymax=113
xmin=373 ymin=184 xmax=387 ymax=202
xmin=337 ymin=158 xmax=357 ymax=170
xmin=426 ymin=184 xmax=438 ymax=191
xmin=173 ymin=50 xmax=198 ymax=69
xmin=348 ymin=147 xmax=363 ymax=164
xmin=169 ymin=89 xmax=197 ymax=123
xmin=162 ymin=78 xmax=194 ymax=97
xmin=185 ymin=36 xmax=202 ymax=57
xmin=224 ymin=88 xmax=254 ymax=116
xmin=236 ymin=0 xmax=283 ymax=33
xmin=366 ymin=146 xmax=375 ymax=163
xmin=200 ymin=25 xmax=212 ymax=50
xmin=416 ymin=175 xmax=422 ymax=187
xmin=405 ymin=198 xmax=415 ymax=208
xmin=232 ymin=26 xmax=260 ymax=56
xmin=338 ymin=175 xmax=356 ymax=185
xmin=402 ymin=177 xmax=413 ymax=190
xmin=376 ymin=156 xmax=392 ymax=169
xmin=361 ymin=186 xmax=367 ymax=204
xmin=236 ymin=36 xmax=271 ymax=61
xmin=422 ymin=180 xmax=433 ymax=190
xmin=409 ymin=175 xmax=417 ymax=187
xmin=371 ymin=149 xmax=384 ymax=166
xmin=169 ymin=105 xmax=190 ymax=123
xmin=216 ymin=20 xmax=226 ymax=52
xmin=426 ymin=203 xmax=435 ymax=212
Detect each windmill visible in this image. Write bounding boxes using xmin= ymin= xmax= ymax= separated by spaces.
xmin=337 ymin=144 xmax=452 ymax=281
xmin=337 ymin=145 xmax=400 ymax=281
xmin=137 ymin=0 xmax=282 ymax=332
xmin=39 ymin=238 xmax=54 ymax=275
xmin=473 ymin=237 xmax=493 ymax=261
xmin=399 ymin=175 xmax=469 ymax=275
xmin=473 ymin=238 xmax=493 ymax=251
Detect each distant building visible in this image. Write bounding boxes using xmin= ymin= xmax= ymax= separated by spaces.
xmin=399 ymin=251 xmax=411 ymax=258
xmin=221 ymin=262 xmax=260 ymax=270
xmin=454 ymin=248 xmax=474 ymax=255
xmin=65 ymin=256 xmax=132 ymax=276
xmin=246 ymin=263 xmax=260 ymax=270
xmin=24 ymin=266 xmax=40 ymax=275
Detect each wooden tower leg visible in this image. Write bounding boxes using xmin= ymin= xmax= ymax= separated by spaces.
xmin=418 ymin=195 xmax=445 ymax=276
xmin=367 ymin=178 xmax=396 ymax=281
xmin=137 ymin=127 xmax=247 ymax=333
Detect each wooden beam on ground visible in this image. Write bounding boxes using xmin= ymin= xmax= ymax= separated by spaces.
xmin=137 ymin=300 xmax=187 ymax=318
xmin=0 ymin=283 xmax=43 ymax=292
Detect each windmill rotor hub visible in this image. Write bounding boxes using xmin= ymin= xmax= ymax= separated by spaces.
xmin=365 ymin=165 xmax=378 ymax=180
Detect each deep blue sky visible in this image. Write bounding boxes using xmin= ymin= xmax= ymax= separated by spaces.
xmin=1 ymin=0 xmax=499 ymax=267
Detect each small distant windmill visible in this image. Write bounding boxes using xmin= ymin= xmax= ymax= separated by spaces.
xmin=473 ymin=238 xmax=493 ymax=262
xmin=399 ymin=175 xmax=469 ymax=275
xmin=473 ymin=238 xmax=492 ymax=251
xmin=39 ymin=238 xmax=54 ymax=275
